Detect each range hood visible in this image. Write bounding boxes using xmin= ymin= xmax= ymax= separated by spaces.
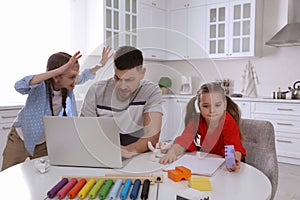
xmin=266 ymin=0 xmax=300 ymax=47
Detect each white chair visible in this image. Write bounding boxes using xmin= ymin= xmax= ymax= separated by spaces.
xmin=240 ymin=119 xmax=278 ymax=200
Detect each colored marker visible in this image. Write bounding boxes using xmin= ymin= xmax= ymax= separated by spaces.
xmin=46 ymin=178 xmax=68 ymax=199
xmin=130 ymin=179 xmax=141 ymax=200
xmin=120 ymin=179 xmax=132 ymax=200
xmin=141 ymin=179 xmax=150 ymax=200
xmin=88 ymin=179 xmax=105 ymax=199
xmin=98 ymin=179 xmax=114 ymax=200
xmin=57 ymin=178 xmax=78 ymax=199
xmin=78 ymin=178 xmax=96 ymax=199
xmin=68 ymin=178 xmax=87 ymax=199
xmin=108 ymin=178 xmax=123 ymax=200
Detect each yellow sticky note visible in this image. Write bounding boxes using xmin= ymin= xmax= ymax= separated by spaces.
xmin=188 ymin=177 xmax=211 ymax=191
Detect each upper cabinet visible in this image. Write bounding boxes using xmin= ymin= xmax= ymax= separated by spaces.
xmin=167 ymin=0 xmax=207 ymax=60
xmin=103 ymin=0 xmax=263 ymax=60
xmin=104 ymin=0 xmax=137 ymax=51
xmin=206 ymin=0 xmax=263 ymax=58
xmin=137 ymin=0 xmax=167 ymax=60
xmin=138 ymin=0 xmax=167 ymax=10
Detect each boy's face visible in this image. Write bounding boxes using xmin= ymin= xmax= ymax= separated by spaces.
xmin=113 ymin=67 xmax=145 ymax=101
xmin=198 ymin=92 xmax=226 ymax=124
xmin=54 ymin=64 xmax=79 ymax=91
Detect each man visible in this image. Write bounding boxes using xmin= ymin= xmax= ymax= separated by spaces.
xmin=80 ymin=46 xmax=163 ymax=158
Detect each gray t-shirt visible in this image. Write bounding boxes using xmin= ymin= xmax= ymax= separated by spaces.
xmin=81 ymin=78 xmax=163 ymax=145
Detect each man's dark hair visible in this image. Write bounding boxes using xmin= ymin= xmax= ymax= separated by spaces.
xmin=114 ymin=46 xmax=143 ymax=71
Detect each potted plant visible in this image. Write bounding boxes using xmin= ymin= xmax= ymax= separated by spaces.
xmin=158 ymin=77 xmax=172 ymax=94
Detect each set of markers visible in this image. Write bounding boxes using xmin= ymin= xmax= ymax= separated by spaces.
xmin=44 ymin=177 xmax=151 ymax=200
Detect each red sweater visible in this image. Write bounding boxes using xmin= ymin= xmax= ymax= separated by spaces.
xmin=174 ymin=112 xmax=246 ymax=158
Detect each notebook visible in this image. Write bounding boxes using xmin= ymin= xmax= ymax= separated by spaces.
xmin=163 ymin=154 xmax=225 ymax=176
xmin=43 ymin=116 xmax=124 ymax=168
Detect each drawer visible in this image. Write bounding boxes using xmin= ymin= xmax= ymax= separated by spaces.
xmin=0 ymin=123 xmax=13 ymax=132
xmin=235 ymin=101 xmax=251 ymax=119
xmin=275 ymin=135 xmax=300 ymax=159
xmin=251 ymin=102 xmax=300 ymax=116
xmin=0 ymin=109 xmax=19 ymax=123
xmin=252 ymin=114 xmax=300 ymax=134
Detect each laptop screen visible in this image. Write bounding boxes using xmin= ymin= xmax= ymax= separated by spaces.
xmin=43 ymin=116 xmax=123 ymax=168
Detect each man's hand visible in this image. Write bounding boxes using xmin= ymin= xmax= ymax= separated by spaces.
xmin=121 ymin=145 xmax=139 ymax=159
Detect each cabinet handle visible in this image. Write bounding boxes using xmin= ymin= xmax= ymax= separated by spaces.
xmin=2 ymin=126 xmax=11 ymax=130
xmin=277 ymin=122 xmax=293 ymax=126
xmin=151 ymin=55 xmax=157 ymax=58
xmin=176 ymin=100 xmax=187 ymax=103
xmin=277 ymin=108 xmax=293 ymax=111
xmin=1 ymin=115 xmax=17 ymax=119
xmin=276 ymin=139 xmax=292 ymax=144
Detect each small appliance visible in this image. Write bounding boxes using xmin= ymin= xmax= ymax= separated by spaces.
xmin=180 ymin=76 xmax=192 ymax=94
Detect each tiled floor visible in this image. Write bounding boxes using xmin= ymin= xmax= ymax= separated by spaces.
xmin=274 ymin=162 xmax=300 ymax=200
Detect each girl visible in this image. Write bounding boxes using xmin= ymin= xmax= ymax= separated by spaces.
xmin=1 ymin=47 xmax=112 ymax=171
xmin=159 ymin=82 xmax=246 ymax=171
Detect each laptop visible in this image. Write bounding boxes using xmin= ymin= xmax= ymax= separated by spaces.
xmin=43 ymin=116 xmax=124 ymax=168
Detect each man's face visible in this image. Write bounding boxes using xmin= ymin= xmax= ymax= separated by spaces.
xmin=113 ymin=67 xmax=145 ymax=101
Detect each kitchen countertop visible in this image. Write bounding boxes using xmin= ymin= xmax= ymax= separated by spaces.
xmin=163 ymin=94 xmax=300 ymax=104
xmin=0 ymin=104 xmax=24 ymax=110
xmin=162 ymin=94 xmax=194 ymax=99
xmin=1 ymin=96 xmax=299 ymax=109
xmin=231 ymin=97 xmax=300 ymax=104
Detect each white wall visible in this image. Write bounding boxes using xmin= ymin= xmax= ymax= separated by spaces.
xmin=0 ymin=0 xmax=105 ymax=105
xmin=0 ymin=0 xmax=73 ymax=105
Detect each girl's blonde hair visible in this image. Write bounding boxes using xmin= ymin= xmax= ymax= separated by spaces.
xmin=184 ymin=82 xmax=245 ymax=140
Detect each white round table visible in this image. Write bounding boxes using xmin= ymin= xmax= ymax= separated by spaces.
xmin=0 ymin=152 xmax=271 ymax=200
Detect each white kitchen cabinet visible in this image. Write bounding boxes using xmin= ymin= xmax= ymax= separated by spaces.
xmin=139 ymin=0 xmax=167 ymax=10
xmin=251 ymin=102 xmax=300 ymax=165
xmin=206 ymin=0 xmax=263 ymax=58
xmin=168 ymin=0 xmax=206 ymax=10
xmin=232 ymin=99 xmax=251 ymax=119
xmin=0 ymin=106 xmax=21 ymax=171
xmin=167 ymin=1 xmax=207 ymax=60
xmin=137 ymin=1 xmax=167 ymax=60
xmin=160 ymin=95 xmax=193 ymax=142
xmin=232 ymin=98 xmax=300 ymax=165
xmin=104 ymin=0 xmax=137 ymax=51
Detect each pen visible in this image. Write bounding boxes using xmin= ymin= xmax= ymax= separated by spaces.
xmin=140 ymin=179 xmax=150 ymax=200
xmin=130 ymin=179 xmax=141 ymax=200
xmin=46 ymin=178 xmax=68 ymax=199
xmin=120 ymin=179 xmax=132 ymax=200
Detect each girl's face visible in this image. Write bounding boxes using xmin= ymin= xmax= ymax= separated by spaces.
xmin=53 ymin=64 xmax=79 ymax=91
xmin=198 ymin=92 xmax=226 ymax=124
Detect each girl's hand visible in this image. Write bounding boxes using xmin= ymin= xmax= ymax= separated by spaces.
xmin=159 ymin=149 xmax=178 ymax=165
xmin=99 ymin=46 xmax=113 ymax=66
xmin=60 ymin=51 xmax=82 ymax=74
xmin=227 ymin=151 xmax=242 ymax=172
